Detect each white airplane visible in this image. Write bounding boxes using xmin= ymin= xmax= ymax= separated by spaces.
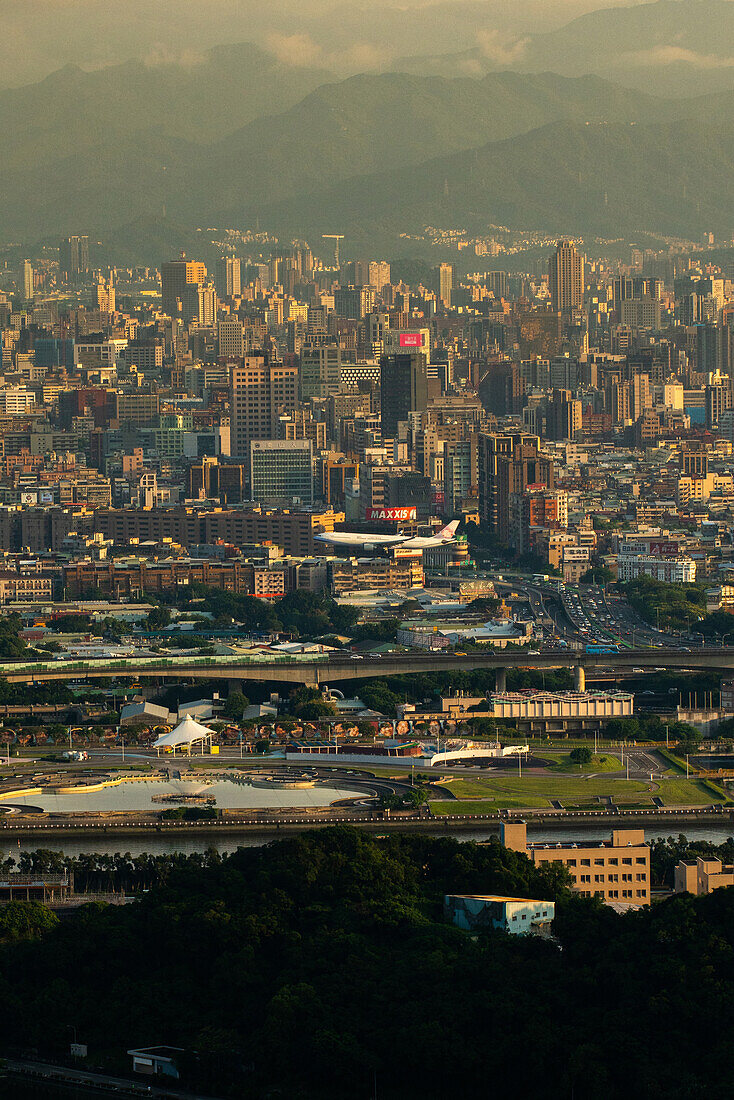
xmin=315 ymin=519 xmax=460 ymax=551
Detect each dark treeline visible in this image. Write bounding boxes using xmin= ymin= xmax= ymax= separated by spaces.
xmin=0 ymin=829 xmax=733 ymax=1098
xmin=1 ymin=847 xmax=223 ymax=894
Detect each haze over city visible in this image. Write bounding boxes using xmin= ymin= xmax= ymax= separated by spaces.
xmin=1 ymin=0 xmax=734 ymax=1097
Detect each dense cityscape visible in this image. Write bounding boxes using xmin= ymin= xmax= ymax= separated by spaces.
xmin=2 ymin=0 xmax=734 ymax=1097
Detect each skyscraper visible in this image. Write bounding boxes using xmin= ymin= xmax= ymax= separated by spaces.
xmin=548 ymin=240 xmax=584 ymax=316
xmin=380 ymin=352 xmax=429 ymax=438
xmin=161 ymin=255 xmax=207 ymax=317
xmin=59 ymin=235 xmax=89 ymax=281
xmin=434 ymin=262 xmax=454 ymax=308
xmin=215 ymin=256 xmax=242 ymax=300
xmin=21 ymin=260 xmax=34 ymax=301
xmin=230 ymin=356 xmax=298 ymax=457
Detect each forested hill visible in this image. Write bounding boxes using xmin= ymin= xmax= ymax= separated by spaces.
xmin=1 ymin=828 xmax=733 ymax=1098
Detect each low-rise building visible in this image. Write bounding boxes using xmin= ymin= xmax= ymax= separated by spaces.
xmin=674 ymin=856 xmax=734 ymax=895
xmin=444 ymin=893 xmax=554 ymax=935
xmin=501 ymin=821 xmax=650 ymax=906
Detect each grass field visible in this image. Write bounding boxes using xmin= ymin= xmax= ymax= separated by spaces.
xmin=534 ymin=752 xmax=622 ymax=774
xmin=657 ymin=777 xmax=724 ymax=805
xmin=430 ymin=771 xmax=726 ymax=811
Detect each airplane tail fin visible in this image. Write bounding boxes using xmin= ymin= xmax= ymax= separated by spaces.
xmin=437 ymin=520 xmax=460 ymax=539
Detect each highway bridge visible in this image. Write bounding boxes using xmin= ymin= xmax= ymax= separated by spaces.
xmin=0 ymin=647 xmax=730 ymax=690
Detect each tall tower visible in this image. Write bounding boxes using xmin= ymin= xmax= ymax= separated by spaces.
xmin=435 ymin=262 xmax=454 ymax=308
xmin=21 ymin=260 xmax=34 ymax=301
xmin=548 ymin=240 xmax=584 ymax=316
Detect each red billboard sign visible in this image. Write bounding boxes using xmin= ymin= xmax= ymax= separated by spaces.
xmin=365 ymin=507 xmax=417 ymax=522
xmin=399 ymin=333 xmax=423 ymax=348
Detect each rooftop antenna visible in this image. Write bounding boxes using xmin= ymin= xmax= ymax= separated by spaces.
xmin=322 ymin=234 xmax=344 ymax=268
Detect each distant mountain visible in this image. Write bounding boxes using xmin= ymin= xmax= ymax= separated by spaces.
xmin=2 ymin=59 xmax=734 ymax=254
xmin=0 ymin=43 xmax=332 ymax=170
xmin=239 ymin=117 xmax=734 ymax=245
xmin=392 ymin=0 xmax=734 ymax=98
xmin=198 ymin=71 xmax=663 ymax=208
xmin=0 ymin=69 xmax=669 ymax=243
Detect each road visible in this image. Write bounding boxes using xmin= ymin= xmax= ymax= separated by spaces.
xmin=3 ymin=1057 xmax=222 ymax=1098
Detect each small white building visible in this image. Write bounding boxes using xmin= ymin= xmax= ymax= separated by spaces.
xmin=444 ymin=894 xmax=554 ymax=935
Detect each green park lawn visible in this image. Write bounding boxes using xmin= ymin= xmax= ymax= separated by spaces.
xmin=429 ymin=772 xmax=726 ymax=812
xmin=657 ymin=777 xmax=725 ymax=805
xmin=534 ymin=752 xmax=622 ymax=774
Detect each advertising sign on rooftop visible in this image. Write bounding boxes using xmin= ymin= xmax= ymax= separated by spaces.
xmin=399 ymin=333 xmax=424 ymax=348
xmin=365 ymin=506 xmax=417 ymax=522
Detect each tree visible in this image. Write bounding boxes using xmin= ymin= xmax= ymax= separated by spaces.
xmin=147 ymin=605 xmax=172 ymax=630
xmin=222 ymin=692 xmax=250 ymax=719
xmin=254 ymin=738 xmax=270 ymax=754
xmin=294 ymin=700 xmax=338 ymax=720
xmin=569 ymin=746 xmax=592 ymax=766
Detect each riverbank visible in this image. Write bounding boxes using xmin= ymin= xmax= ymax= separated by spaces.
xmin=0 ymin=803 xmax=731 ymax=841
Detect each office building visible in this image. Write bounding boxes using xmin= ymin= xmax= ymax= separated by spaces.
xmin=548 ymin=240 xmax=584 ymax=315
xmin=501 ymin=822 xmax=650 ymax=906
xmin=229 ymin=356 xmax=298 ymax=457
xmin=380 ymin=352 xmax=429 ymax=437
xmin=161 ymin=256 xmax=207 ymax=317
xmin=249 ymin=440 xmax=314 ymax=506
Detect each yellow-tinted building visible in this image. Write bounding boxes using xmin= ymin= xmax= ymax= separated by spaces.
xmin=501 ymin=821 xmax=650 ymax=906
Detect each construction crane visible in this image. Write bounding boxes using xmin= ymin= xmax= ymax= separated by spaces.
xmin=322 ymin=234 xmax=344 ymax=268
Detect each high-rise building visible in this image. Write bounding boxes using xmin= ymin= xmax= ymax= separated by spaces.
xmin=434 ymin=262 xmax=454 ymax=308
xmin=478 ymin=433 xmax=554 ymax=542
xmin=548 ymin=240 xmax=584 ymax=315
xmin=218 ymin=319 xmax=245 ymax=358
xmin=250 ymin=439 xmax=313 ymax=505
xmin=21 ymin=260 xmax=34 ymax=301
xmin=334 ymin=286 xmax=374 ymax=319
xmin=95 ymin=274 xmax=115 ymax=313
xmin=706 ymin=375 xmax=732 ymax=429
xmin=547 ymin=389 xmax=582 ymax=441
xmin=444 ymin=438 xmax=477 ymax=515
xmin=368 ymin=261 xmax=391 ymax=292
xmin=182 ymin=283 xmax=216 ymax=326
xmin=300 ymin=346 xmax=342 ymax=400
xmin=229 ymin=356 xmax=298 ymax=457
xmin=380 ymin=352 xmax=429 ymax=437
xmin=215 ymin=256 xmax=242 ymax=300
xmin=59 ymin=235 xmax=90 ymax=281
xmin=161 ymin=256 xmax=207 ymax=317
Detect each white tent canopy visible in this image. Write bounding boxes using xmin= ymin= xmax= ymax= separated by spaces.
xmin=153 ymin=714 xmax=213 ymax=750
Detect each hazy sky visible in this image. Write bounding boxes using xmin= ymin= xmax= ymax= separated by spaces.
xmin=0 ymin=0 xmax=648 ymax=85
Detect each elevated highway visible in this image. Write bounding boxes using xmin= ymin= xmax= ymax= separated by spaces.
xmin=0 ymin=647 xmax=730 ymax=689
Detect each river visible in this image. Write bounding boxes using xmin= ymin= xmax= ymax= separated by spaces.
xmin=1 ymin=821 xmax=732 ymax=861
